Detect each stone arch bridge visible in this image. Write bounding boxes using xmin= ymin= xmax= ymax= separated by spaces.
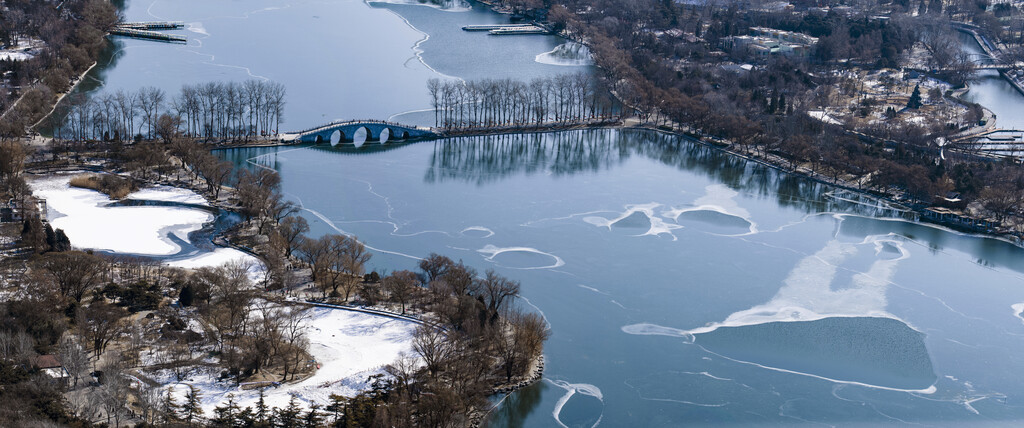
xmin=290 ymin=120 xmax=439 ymax=145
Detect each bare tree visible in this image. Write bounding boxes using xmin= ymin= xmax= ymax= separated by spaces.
xmin=78 ymin=301 xmax=127 ymax=356
xmin=412 ymin=325 xmax=451 ymax=377
xmin=383 ymin=270 xmax=420 ymax=314
xmin=32 ymin=251 xmax=107 ymax=302
xmin=57 ymin=335 xmax=89 ymax=388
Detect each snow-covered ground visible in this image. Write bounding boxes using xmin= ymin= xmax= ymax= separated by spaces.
xmin=29 ymin=175 xmax=259 ymax=269
xmin=0 ymin=39 xmax=43 ymax=61
xmin=158 ymin=307 xmax=420 ymax=414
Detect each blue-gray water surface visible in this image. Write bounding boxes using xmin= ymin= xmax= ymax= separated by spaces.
xmin=79 ymin=0 xmax=1024 ymax=425
xmin=220 ymin=130 xmax=1024 ymax=426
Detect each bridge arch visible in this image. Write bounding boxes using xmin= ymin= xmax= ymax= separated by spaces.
xmin=314 ymin=134 xmax=324 ymax=144
xmin=379 ymin=127 xmax=391 ymax=143
xmin=356 ymin=126 xmax=374 ymax=142
xmin=330 ymin=130 xmax=345 ymax=146
xmin=401 ymin=131 xmax=410 ymax=140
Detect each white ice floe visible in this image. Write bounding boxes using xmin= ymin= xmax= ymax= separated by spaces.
xmin=155 ymin=307 xmax=419 ymax=415
xmin=477 ymin=244 xmax=565 ymax=269
xmin=584 ymin=202 xmax=683 ymax=240
xmin=624 ymin=237 xmax=907 ymax=337
xmin=186 ymin=22 xmax=209 ymax=36
xmin=460 ymin=226 xmax=494 ymax=238
xmin=548 ymin=379 xmax=604 ymax=428
xmin=535 ymin=42 xmax=594 ymax=67
xmin=663 ymin=184 xmax=758 ymax=235
xmin=30 ymin=176 xmax=212 ymax=256
xmin=1013 ymin=303 xmax=1024 ymax=325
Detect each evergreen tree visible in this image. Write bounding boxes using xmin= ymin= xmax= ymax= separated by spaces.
xmin=325 ymin=394 xmax=347 ymax=426
xmin=274 ymin=394 xmax=302 ymax=427
xmin=44 ymin=223 xmax=56 ymax=251
xmin=256 ymin=388 xmax=269 ymax=424
xmin=213 ymin=393 xmax=240 ymax=426
xmin=303 ymin=403 xmax=324 ymax=428
xmin=182 ymin=384 xmax=204 ymax=426
xmin=53 ymin=228 xmax=71 ymax=252
xmin=161 ymin=386 xmax=180 ymax=424
xmin=778 ymin=93 xmax=786 ymax=113
xmin=20 ymin=215 xmax=46 ymax=252
xmin=179 ymin=284 xmax=195 ymax=307
xmin=907 ymin=85 xmax=923 ymax=109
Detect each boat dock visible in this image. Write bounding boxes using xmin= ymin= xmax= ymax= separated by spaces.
xmin=116 ymin=21 xmax=184 ymax=30
xmin=110 ymin=21 xmax=186 ymax=43
xmin=462 ymin=23 xmax=550 ymax=35
xmin=110 ymin=28 xmax=186 ymax=43
xmin=462 ymin=24 xmax=536 ymax=31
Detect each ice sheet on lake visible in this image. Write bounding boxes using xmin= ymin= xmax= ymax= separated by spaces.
xmin=30 ymin=175 xmax=259 ymax=271
xmin=30 ymin=176 xmax=212 ymax=256
xmin=622 ymin=236 xmax=939 ymax=392
xmin=127 ymin=185 xmax=210 ymax=206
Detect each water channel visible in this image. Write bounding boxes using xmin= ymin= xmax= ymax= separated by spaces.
xmin=83 ymin=0 xmax=1024 ymax=425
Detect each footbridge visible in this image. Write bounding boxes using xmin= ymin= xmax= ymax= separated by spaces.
xmin=289 ymin=120 xmax=439 ymax=145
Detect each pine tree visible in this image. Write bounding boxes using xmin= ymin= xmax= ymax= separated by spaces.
xmin=213 ymin=393 xmax=240 ymax=426
xmin=303 ymin=403 xmax=324 ymax=428
xmin=53 ymin=228 xmax=71 ymax=252
xmin=274 ymin=394 xmax=302 ymax=428
xmin=182 ymin=384 xmax=204 ymax=427
xmin=325 ymin=394 xmax=347 ymax=426
xmin=161 ymin=386 xmax=180 ymax=424
xmin=44 ymin=223 xmax=56 ymax=251
xmin=908 ymin=85 xmax=923 ymax=109
xmin=256 ymin=388 xmax=269 ymax=424
xmin=179 ymin=284 xmax=195 ymax=307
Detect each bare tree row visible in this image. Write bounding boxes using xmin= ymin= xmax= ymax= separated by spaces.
xmin=428 ymin=72 xmax=619 ymax=130
xmin=57 ymin=80 xmax=286 ymax=142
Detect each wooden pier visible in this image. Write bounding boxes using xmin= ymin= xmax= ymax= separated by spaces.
xmin=110 ymin=21 xmax=186 ymax=43
xmin=462 ymin=24 xmax=536 ymax=31
xmin=110 ymin=28 xmax=186 ymax=43
xmin=462 ymin=23 xmax=550 ymax=35
xmin=116 ymin=21 xmax=184 ymax=30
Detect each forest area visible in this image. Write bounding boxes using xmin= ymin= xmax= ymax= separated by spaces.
xmin=495 ymin=0 xmax=1024 ymax=230
xmin=0 ymin=0 xmax=120 ymax=139
xmin=0 ymin=88 xmax=548 ymax=426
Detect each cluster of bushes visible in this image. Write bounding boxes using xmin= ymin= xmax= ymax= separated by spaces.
xmin=68 ymin=173 xmax=136 ymax=199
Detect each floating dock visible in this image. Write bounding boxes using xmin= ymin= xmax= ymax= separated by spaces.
xmin=462 ymin=24 xmax=537 ymax=31
xmin=116 ymin=21 xmax=185 ymax=30
xmin=462 ymin=23 xmax=549 ymax=35
xmin=488 ymin=26 xmax=549 ymax=35
xmin=110 ymin=27 xmax=186 ymax=43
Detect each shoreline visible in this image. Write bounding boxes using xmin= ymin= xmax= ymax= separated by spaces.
xmin=457 ymin=0 xmax=1024 ymax=246
xmin=222 ymin=114 xmax=1024 ymax=247
xmin=31 ymin=59 xmax=100 ymax=132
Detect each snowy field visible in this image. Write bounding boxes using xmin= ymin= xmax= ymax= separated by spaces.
xmin=0 ymin=39 xmax=42 ymax=61
xmin=29 ymin=175 xmax=259 ymax=269
xmin=159 ymin=307 xmax=420 ymax=414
